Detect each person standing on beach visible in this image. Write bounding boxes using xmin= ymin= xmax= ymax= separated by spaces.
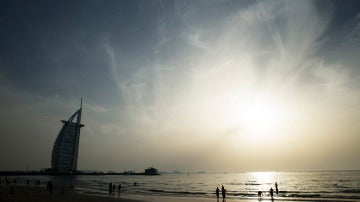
xmin=270 ymin=187 xmax=274 ymax=199
xmin=118 ymin=184 xmax=121 ymax=194
xmin=275 ymin=182 xmax=278 ymax=194
xmin=216 ymin=187 xmax=220 ymax=199
xmin=221 ymin=185 xmax=226 ymax=199
xmin=113 ymin=184 xmax=116 ymax=195
xmin=48 ymin=181 xmax=53 ymax=195
xmin=109 ymin=183 xmax=112 ymax=194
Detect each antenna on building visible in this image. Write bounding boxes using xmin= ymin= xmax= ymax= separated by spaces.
xmin=80 ymin=98 xmax=83 ymax=109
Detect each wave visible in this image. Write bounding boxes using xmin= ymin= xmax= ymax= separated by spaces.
xmin=245 ymin=182 xmax=261 ymax=185
xmin=148 ymin=189 xmax=207 ymax=195
xmin=287 ymin=193 xmax=321 ymax=198
xmin=341 ymin=189 xmax=360 ymax=193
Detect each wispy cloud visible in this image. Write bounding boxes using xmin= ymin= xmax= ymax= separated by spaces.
xmin=2 ymin=0 xmax=360 ymax=171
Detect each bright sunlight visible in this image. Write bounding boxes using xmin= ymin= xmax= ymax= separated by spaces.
xmin=239 ymin=94 xmax=293 ymax=141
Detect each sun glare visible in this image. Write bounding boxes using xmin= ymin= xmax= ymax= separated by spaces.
xmin=251 ymin=172 xmax=276 ymax=191
xmin=222 ymin=92 xmax=292 ymax=143
xmin=243 ymin=98 xmax=286 ymax=137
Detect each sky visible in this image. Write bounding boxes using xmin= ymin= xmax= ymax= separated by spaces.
xmin=1 ymin=0 xmax=360 ymax=172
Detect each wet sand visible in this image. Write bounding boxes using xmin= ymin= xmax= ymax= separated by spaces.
xmin=0 ymin=184 xmax=257 ymax=202
xmin=0 ymin=185 xmax=144 ymax=202
xmin=2 ymin=184 xmax=351 ymax=202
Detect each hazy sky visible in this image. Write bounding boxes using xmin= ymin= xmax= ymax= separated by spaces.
xmin=1 ymin=0 xmax=360 ymax=172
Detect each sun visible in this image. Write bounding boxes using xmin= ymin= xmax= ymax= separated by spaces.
xmin=241 ymin=95 xmax=289 ymax=139
xmin=225 ymin=94 xmax=291 ymax=138
xmin=220 ymin=92 xmax=293 ymax=142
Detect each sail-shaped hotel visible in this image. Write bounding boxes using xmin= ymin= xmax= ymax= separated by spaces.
xmin=51 ymin=101 xmax=84 ymax=173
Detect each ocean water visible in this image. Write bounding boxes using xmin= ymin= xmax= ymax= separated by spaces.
xmin=2 ymin=171 xmax=360 ymax=201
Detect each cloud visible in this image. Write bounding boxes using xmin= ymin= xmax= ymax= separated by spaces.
xmin=2 ymin=0 xmax=360 ymax=171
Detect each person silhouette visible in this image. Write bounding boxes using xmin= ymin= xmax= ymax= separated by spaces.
xmin=221 ymin=185 xmax=226 ymax=199
xmin=48 ymin=181 xmax=53 ymax=195
xmin=270 ymin=187 xmax=274 ymax=199
xmin=109 ymin=183 xmax=112 ymax=194
xmin=118 ymin=184 xmax=121 ymax=195
xmin=113 ymin=184 xmax=116 ymax=195
xmin=216 ymin=187 xmax=220 ymax=199
xmin=275 ymin=182 xmax=278 ymax=194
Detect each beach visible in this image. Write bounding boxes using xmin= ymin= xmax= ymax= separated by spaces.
xmin=0 ymin=184 xmax=253 ymax=202
xmin=1 ymin=171 xmax=360 ymax=201
xmin=0 ymin=185 xmax=145 ymax=202
xmin=0 ymin=184 xmax=358 ymax=202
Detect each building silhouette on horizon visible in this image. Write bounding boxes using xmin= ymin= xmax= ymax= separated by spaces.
xmin=51 ymin=100 xmax=84 ymax=173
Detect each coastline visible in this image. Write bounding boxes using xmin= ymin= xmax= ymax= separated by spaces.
xmin=1 ymin=184 xmax=358 ymax=202
xmin=0 ymin=184 xmax=144 ymax=202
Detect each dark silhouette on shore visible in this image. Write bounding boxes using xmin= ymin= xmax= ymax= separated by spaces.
xmin=275 ymin=182 xmax=278 ymax=194
xmin=46 ymin=181 xmax=53 ymax=195
xmin=216 ymin=187 xmax=220 ymax=199
xmin=270 ymin=187 xmax=274 ymax=199
xmin=118 ymin=184 xmax=121 ymax=195
xmin=108 ymin=182 xmax=112 ymax=194
xmin=258 ymin=190 xmax=262 ymax=198
xmin=9 ymin=185 xmax=14 ymax=194
xmin=35 ymin=180 xmax=40 ymax=187
xmin=113 ymin=183 xmax=116 ymax=194
xmin=221 ymin=185 xmax=226 ymax=199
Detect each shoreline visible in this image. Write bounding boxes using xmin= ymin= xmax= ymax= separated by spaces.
xmin=0 ymin=184 xmax=145 ymax=202
xmin=1 ymin=184 xmax=358 ymax=202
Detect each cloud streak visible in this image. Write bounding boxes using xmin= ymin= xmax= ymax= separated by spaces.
xmin=1 ymin=0 xmax=360 ymax=171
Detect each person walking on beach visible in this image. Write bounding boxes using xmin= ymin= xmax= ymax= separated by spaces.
xmin=270 ymin=187 xmax=274 ymax=199
xmin=48 ymin=181 xmax=53 ymax=195
xmin=275 ymin=182 xmax=278 ymax=194
xmin=221 ymin=185 xmax=226 ymax=199
xmin=216 ymin=187 xmax=220 ymax=199
xmin=118 ymin=184 xmax=121 ymax=195
xmin=9 ymin=185 xmax=14 ymax=195
xmin=109 ymin=183 xmax=112 ymax=194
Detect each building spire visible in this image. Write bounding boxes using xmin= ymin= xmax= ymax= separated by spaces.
xmin=80 ymin=98 xmax=83 ymax=109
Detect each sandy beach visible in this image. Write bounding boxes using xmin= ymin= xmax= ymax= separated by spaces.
xmin=1 ymin=184 xmax=356 ymax=202
xmin=0 ymin=184 xmax=255 ymax=202
xmin=0 ymin=185 xmax=233 ymax=202
xmin=0 ymin=184 xmax=145 ymax=202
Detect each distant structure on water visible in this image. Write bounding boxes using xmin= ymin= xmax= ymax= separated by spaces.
xmin=51 ymin=100 xmax=84 ymax=173
xmin=145 ymin=167 xmax=158 ymax=175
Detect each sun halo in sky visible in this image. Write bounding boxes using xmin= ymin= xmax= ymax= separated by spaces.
xmin=226 ymin=93 xmax=293 ymax=143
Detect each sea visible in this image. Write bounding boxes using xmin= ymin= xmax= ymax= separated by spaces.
xmin=2 ymin=171 xmax=360 ymax=201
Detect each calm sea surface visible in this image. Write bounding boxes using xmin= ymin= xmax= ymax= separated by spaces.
xmin=2 ymin=171 xmax=360 ymax=201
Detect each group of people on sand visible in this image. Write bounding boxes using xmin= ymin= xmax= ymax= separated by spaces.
xmin=108 ymin=181 xmax=139 ymax=195
xmin=216 ymin=182 xmax=279 ymax=200
xmin=1 ymin=178 xmax=74 ymax=196
xmin=215 ymin=185 xmax=226 ymax=200
xmin=257 ymin=182 xmax=279 ymax=200
xmin=108 ymin=182 xmax=122 ymax=195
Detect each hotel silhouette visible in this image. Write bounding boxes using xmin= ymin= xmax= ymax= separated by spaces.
xmin=51 ymin=100 xmax=84 ymax=173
